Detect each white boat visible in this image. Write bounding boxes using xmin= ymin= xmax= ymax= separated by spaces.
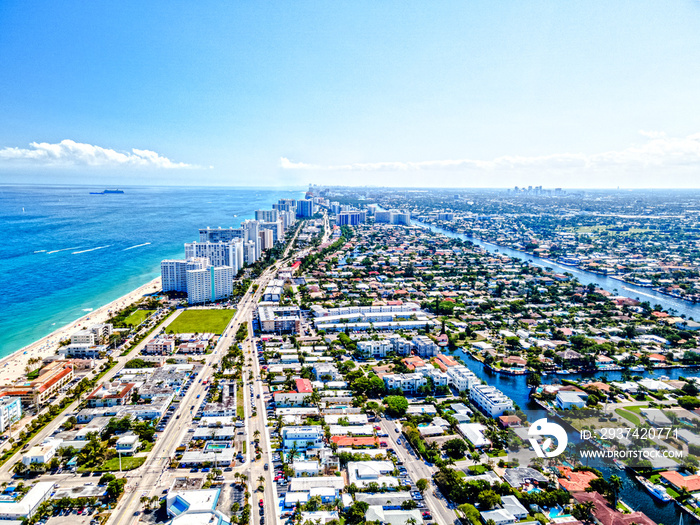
xmin=636 ymin=476 xmax=672 ymax=502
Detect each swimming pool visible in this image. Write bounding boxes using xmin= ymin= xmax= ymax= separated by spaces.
xmin=205 ymin=443 xmax=229 ymax=450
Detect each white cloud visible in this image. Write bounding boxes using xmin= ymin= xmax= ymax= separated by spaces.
xmin=280 ymin=131 xmax=700 ymax=173
xmin=0 ymin=139 xmax=196 ymax=169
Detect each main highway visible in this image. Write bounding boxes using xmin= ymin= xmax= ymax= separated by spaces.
xmin=109 ymin=220 xmax=306 ymax=525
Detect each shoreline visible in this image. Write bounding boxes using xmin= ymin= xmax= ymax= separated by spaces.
xmin=0 ymin=277 xmax=162 ymax=386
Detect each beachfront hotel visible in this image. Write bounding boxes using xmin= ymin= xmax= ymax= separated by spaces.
xmin=0 ymin=361 xmax=74 ymax=408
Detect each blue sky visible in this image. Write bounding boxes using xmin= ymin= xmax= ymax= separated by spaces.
xmin=1 ymin=1 xmax=700 ymax=188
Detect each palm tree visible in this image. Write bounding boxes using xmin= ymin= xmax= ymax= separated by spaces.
xmin=609 ymin=475 xmax=623 ymax=508
xmin=258 ymin=475 xmax=266 ymax=484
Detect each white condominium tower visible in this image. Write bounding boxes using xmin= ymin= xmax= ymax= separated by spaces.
xmin=161 ymin=257 xmax=210 ymax=292
xmin=185 ymin=241 xmax=244 ymax=274
xmin=186 ymin=265 xmax=234 ymax=304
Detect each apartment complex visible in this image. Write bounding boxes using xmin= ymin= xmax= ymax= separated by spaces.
xmin=258 ymin=305 xmax=302 ymax=333
xmin=470 ymin=384 xmax=514 ymax=417
xmin=186 ymin=265 xmax=234 ymax=304
xmin=0 ymin=397 xmax=22 ymax=433
xmin=161 ymin=257 xmax=210 ymax=292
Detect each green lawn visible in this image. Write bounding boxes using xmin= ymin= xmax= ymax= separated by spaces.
xmin=100 ymin=456 xmax=146 ymax=471
xmin=167 ymin=309 xmax=235 ymax=334
xmin=124 ymin=309 xmax=154 ymax=327
xmin=615 ymin=408 xmax=641 ymax=426
xmin=468 ymin=464 xmax=488 ymax=474
xmin=625 ymin=405 xmax=645 ymax=414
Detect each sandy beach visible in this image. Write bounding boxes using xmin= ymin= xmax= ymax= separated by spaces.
xmin=0 ymin=277 xmax=162 ymax=386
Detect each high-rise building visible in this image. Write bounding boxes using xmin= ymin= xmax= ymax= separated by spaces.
xmin=198 ymin=227 xmax=245 ymax=243
xmin=274 ymin=199 xmax=297 ymax=214
xmin=374 ymin=209 xmax=410 ymax=225
xmin=186 ymin=266 xmax=234 ymax=304
xmin=244 ymin=240 xmax=257 ymax=264
xmin=161 ymin=257 xmax=210 ymax=292
xmin=185 ymin=242 xmax=244 ymax=273
xmin=296 ymin=199 xmax=316 ymax=218
xmin=260 ymin=220 xmax=284 ymax=243
xmin=337 ymin=210 xmax=366 ymax=226
xmin=259 ymin=229 xmax=274 ymax=250
xmin=255 ymin=209 xmax=278 ymax=222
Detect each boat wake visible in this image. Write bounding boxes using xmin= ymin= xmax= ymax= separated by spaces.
xmin=33 ymin=250 xmax=46 ymax=253
xmin=123 ymin=242 xmax=151 ymax=251
xmin=72 ymin=245 xmax=111 ymax=254
xmin=622 ymin=286 xmax=662 ymax=300
xmin=47 ymin=247 xmax=80 ymax=254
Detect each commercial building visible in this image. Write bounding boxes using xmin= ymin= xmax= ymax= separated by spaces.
xmin=470 ymin=384 xmax=514 ymax=417
xmin=22 ymin=439 xmax=62 ymax=466
xmin=186 ymin=265 xmax=234 ymax=304
xmin=0 ymin=481 xmax=54 ymax=521
xmin=262 ymin=279 xmax=285 ymax=302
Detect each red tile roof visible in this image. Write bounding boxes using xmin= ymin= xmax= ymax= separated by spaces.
xmin=295 ymin=378 xmax=313 ymax=393
xmin=660 ymin=471 xmax=700 ymax=492
xmin=558 ymin=467 xmax=598 ymax=492
xmin=573 ymin=492 xmax=656 ymax=525
xmin=331 ymin=436 xmax=381 ymax=447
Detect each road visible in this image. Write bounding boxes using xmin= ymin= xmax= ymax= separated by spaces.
xmin=109 ymin=221 xmax=304 ymax=525
xmin=0 ymin=308 xmax=182 ymax=478
xmin=378 ymin=418 xmax=458 ymax=525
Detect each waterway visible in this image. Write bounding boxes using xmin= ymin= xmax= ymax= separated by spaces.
xmin=452 ymin=351 xmax=696 ymax=524
xmin=415 ymin=220 xmax=700 ymax=320
xmin=415 ymin=221 xmax=698 ymax=523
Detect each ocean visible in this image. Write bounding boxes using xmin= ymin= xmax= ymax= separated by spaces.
xmin=0 ymin=184 xmax=304 ymax=359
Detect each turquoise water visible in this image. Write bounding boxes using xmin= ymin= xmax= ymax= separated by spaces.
xmin=0 ymin=184 xmax=304 ymax=359
xmin=205 ymin=443 xmax=230 ymax=450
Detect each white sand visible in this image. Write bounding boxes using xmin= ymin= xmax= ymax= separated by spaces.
xmin=0 ymin=277 xmax=162 ymax=386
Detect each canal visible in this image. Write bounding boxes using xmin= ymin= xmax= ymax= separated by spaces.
xmin=416 ymin=221 xmax=699 ymax=523
xmin=415 ymin=221 xmax=700 ymax=320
